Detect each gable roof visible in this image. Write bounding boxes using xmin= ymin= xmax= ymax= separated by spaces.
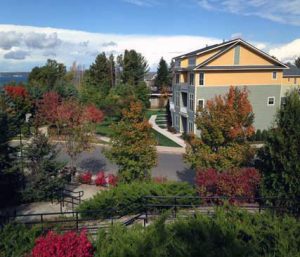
xmin=194 ymin=38 xmax=288 ymax=70
xmin=283 ymin=66 xmax=300 ymax=77
xmin=173 ymin=38 xmax=238 ymax=59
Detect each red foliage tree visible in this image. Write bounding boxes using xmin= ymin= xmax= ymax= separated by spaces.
xmin=31 ymin=230 xmax=94 ymax=257
xmin=84 ymin=104 xmax=104 ymax=123
xmin=4 ymin=85 xmax=28 ymax=99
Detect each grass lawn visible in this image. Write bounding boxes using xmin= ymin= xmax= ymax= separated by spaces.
xmin=96 ymin=110 xmax=181 ymax=148
xmin=152 ymin=129 xmax=180 ymax=147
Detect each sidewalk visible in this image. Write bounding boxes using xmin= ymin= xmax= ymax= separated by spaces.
xmin=149 ymin=115 xmax=186 ymax=148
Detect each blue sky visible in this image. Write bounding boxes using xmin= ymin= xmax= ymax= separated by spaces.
xmin=0 ymin=0 xmax=299 ymax=71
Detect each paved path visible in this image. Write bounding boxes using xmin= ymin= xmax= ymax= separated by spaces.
xmin=149 ymin=115 xmax=186 ymax=148
xmin=57 ymin=145 xmax=194 ymax=183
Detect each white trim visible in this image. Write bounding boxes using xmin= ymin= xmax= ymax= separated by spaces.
xmin=194 ymin=66 xmax=286 ymax=71
xmin=198 ymin=99 xmax=205 ymax=109
xmin=267 ymin=96 xmax=275 ymax=106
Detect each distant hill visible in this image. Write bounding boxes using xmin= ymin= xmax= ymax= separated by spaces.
xmin=0 ymin=72 xmax=29 ymax=87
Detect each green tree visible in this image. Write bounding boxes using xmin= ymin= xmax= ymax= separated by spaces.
xmin=155 ymin=57 xmax=171 ymax=91
xmin=28 ymin=59 xmax=67 ymax=93
xmin=184 ymin=87 xmax=255 ymax=170
xmin=258 ymin=89 xmax=300 ymax=214
xmin=121 ymin=50 xmax=149 ymax=85
xmin=105 ymin=101 xmax=157 ymax=182
xmin=22 ymin=133 xmax=66 ymax=202
xmin=295 ymin=56 xmax=300 ymax=68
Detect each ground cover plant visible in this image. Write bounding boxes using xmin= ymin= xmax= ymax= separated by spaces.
xmin=78 ymin=181 xmax=197 ymax=218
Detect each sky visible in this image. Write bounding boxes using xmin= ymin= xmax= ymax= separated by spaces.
xmin=0 ymin=0 xmax=299 ymax=71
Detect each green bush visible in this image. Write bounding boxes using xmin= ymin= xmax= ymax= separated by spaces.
xmin=78 ymin=182 xmax=197 ymax=218
xmin=94 ymin=208 xmax=300 ymax=257
xmin=0 ymin=223 xmax=43 ymax=257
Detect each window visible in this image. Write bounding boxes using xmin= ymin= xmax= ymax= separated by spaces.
xmin=199 ymin=72 xmax=204 ymax=86
xmin=175 ymin=60 xmax=181 ymax=67
xmin=272 ymin=72 xmax=277 ymax=79
xmin=189 ymin=93 xmax=194 ymax=111
xmin=188 ymin=121 xmax=194 ymax=133
xmin=294 ymin=78 xmax=297 ymax=84
xmin=198 ymin=99 xmax=205 ymax=109
xmin=288 ymin=78 xmax=290 ymax=82
xmin=175 ymin=92 xmax=180 ymax=106
xmin=188 ymin=57 xmax=196 ymax=66
xmin=267 ymin=97 xmax=275 ymax=106
xmin=189 ymin=73 xmax=194 ymax=85
xmin=175 ymin=74 xmax=180 ymax=84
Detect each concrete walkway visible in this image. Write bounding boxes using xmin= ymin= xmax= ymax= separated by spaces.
xmin=149 ymin=115 xmax=186 ymax=148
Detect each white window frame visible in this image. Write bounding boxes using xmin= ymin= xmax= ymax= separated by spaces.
xmin=267 ymin=96 xmax=275 ymax=106
xmin=198 ymin=99 xmax=205 ymax=109
xmin=199 ymin=72 xmax=205 ymax=86
xmin=272 ymin=71 xmax=277 ymax=80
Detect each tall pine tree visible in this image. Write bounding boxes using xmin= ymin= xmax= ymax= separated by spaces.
xmin=155 ymin=57 xmax=171 ymax=91
xmin=258 ymin=89 xmax=300 ymax=214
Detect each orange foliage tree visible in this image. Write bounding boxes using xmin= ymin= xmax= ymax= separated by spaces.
xmin=185 ymin=86 xmax=255 ymax=170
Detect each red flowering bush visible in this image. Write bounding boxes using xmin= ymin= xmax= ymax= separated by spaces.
xmin=31 ymin=230 xmax=93 ymax=257
xmin=153 ymin=176 xmax=168 ymax=184
xmin=107 ymin=174 xmax=118 ymax=187
xmin=196 ymin=168 xmax=261 ymax=202
xmin=79 ymin=171 xmax=93 ymax=184
xmin=95 ymin=171 xmax=106 ymax=186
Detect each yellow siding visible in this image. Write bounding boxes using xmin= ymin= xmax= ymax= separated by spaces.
xmin=282 ymin=77 xmax=300 ymax=85
xmin=180 ymin=72 xmax=188 ymax=83
xmin=196 ymin=49 xmax=220 ymax=65
xmin=204 ymin=71 xmax=283 ymax=86
xmin=239 ymin=45 xmax=273 ymax=65
xmin=180 ymin=58 xmax=188 ymax=68
xmin=207 ymin=48 xmax=235 ymax=66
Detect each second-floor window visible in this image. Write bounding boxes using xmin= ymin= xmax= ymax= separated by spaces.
xmin=199 ymin=72 xmax=204 ymax=86
xmin=294 ymin=78 xmax=297 ymax=84
xmin=272 ymin=71 xmax=277 ymax=79
xmin=189 ymin=93 xmax=194 ymax=111
xmin=175 ymin=74 xmax=180 ymax=84
xmin=175 ymin=59 xmax=181 ymax=67
xmin=198 ymin=99 xmax=205 ymax=110
xmin=189 ymin=73 xmax=194 ymax=85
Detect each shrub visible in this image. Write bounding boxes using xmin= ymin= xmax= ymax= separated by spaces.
xmin=31 ymin=230 xmax=93 ymax=257
xmin=107 ymin=174 xmax=118 ymax=187
xmin=153 ymin=176 xmax=168 ymax=184
xmin=78 ymin=171 xmax=92 ymax=184
xmin=196 ymin=168 xmax=261 ymax=201
xmin=78 ymin=182 xmax=196 ymax=218
xmin=95 ymin=171 xmax=106 ymax=186
xmin=94 ymin=208 xmax=300 ymax=257
xmin=0 ymin=223 xmax=42 ymax=257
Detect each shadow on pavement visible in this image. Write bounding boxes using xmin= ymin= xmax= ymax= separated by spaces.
xmin=176 ymin=168 xmax=196 ymax=184
xmin=77 ymin=158 xmax=107 ymax=173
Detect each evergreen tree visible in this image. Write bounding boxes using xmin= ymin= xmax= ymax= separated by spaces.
xmin=258 ymin=89 xmax=300 ymax=214
xmin=108 ymin=54 xmax=116 ymax=87
xmin=22 ymin=134 xmax=66 ymax=202
xmin=295 ymin=56 xmax=300 ymax=68
xmin=105 ymin=101 xmax=157 ymax=183
xmin=155 ymin=57 xmax=171 ymax=91
xmin=121 ymin=50 xmax=149 ymax=85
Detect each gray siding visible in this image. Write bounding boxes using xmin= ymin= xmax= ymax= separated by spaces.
xmin=195 ymin=85 xmax=282 ymax=131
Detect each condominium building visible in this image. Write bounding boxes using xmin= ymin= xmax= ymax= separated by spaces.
xmin=170 ymin=38 xmax=300 ymax=134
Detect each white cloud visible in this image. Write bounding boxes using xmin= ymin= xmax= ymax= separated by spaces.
xmin=198 ymin=0 xmax=300 ymax=26
xmin=0 ymin=24 xmax=299 ymax=71
xmin=122 ymin=0 xmax=159 ymax=7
